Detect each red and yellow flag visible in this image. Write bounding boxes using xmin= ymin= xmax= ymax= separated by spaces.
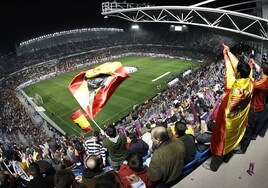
xmin=70 ymin=109 xmax=93 ymax=132
xmin=210 ymin=44 xmax=253 ymax=156
xmin=69 ymin=62 xmax=128 ymax=119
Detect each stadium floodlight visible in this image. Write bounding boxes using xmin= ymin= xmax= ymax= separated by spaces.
xmin=175 ymin=26 xmax=182 ymax=31
xmin=131 ymin=25 xmax=139 ymax=30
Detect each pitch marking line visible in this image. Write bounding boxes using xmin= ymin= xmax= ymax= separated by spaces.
xmin=42 ymin=103 xmax=81 ymax=135
xmin=152 ymin=72 xmax=170 ymax=82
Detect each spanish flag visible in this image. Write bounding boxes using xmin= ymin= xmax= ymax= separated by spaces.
xmin=210 ymin=44 xmax=253 ymax=156
xmin=69 ymin=62 xmax=128 ymax=119
xmin=71 ymin=109 xmax=93 ymax=132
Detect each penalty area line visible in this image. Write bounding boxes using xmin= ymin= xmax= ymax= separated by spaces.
xmin=152 ymin=72 xmax=170 ymax=82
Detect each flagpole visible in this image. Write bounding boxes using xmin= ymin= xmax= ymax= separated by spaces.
xmin=91 ymin=119 xmax=108 ymax=137
xmin=91 ymin=119 xmax=103 ymax=131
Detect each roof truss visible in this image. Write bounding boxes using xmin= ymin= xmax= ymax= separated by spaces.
xmin=101 ymin=2 xmax=268 ymax=41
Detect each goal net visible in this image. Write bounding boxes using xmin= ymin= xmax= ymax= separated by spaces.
xmin=33 ymin=93 xmax=43 ymax=106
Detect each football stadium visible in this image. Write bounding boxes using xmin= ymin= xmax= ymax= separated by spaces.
xmin=0 ymin=1 xmax=268 ymax=188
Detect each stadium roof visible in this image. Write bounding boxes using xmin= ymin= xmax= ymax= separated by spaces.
xmin=101 ymin=1 xmax=267 ymax=41
xmin=0 ymin=0 xmax=266 ymax=53
xmin=128 ymin=0 xmax=262 ymax=16
xmin=16 ymin=28 xmax=123 ymax=55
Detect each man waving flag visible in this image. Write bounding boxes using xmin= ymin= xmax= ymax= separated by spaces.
xmin=202 ymin=43 xmax=253 ymax=172
xmin=69 ymin=62 xmax=128 ymax=119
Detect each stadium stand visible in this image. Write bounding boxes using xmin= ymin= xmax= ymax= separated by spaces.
xmin=0 ymin=27 xmax=266 ymax=187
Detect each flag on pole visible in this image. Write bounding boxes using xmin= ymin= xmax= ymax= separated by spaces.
xmin=70 ymin=109 xmax=93 ymax=132
xmin=69 ymin=62 xmax=128 ymax=119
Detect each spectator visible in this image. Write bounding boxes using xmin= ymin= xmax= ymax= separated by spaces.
xmin=141 ymin=124 xmax=153 ymax=152
xmin=101 ymin=125 xmax=129 ymax=170
xmin=147 ymin=126 xmax=185 ymax=187
xmin=0 ymin=170 xmax=22 ymax=188
xmin=127 ymin=133 xmax=149 ymax=159
xmin=82 ymin=155 xmax=104 ymax=188
xmin=260 ymin=96 xmax=268 ymax=137
xmin=36 ymin=160 xmax=55 ymax=177
xmin=93 ymin=170 xmax=123 ymax=188
xmin=71 ymin=141 xmax=87 ymax=173
xmin=175 ymin=121 xmax=196 ymax=163
xmin=54 ymin=169 xmax=78 ymax=188
xmin=27 ymin=162 xmax=54 ymax=188
xmin=83 ymin=131 xmax=107 ymax=167
xmin=235 ymin=62 xmax=268 ymax=153
xmin=118 ymin=154 xmax=152 ymax=188
xmin=203 ymin=44 xmax=253 ymax=171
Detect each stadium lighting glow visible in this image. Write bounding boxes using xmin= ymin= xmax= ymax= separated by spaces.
xmin=19 ymin=28 xmax=123 ymax=47
xmin=131 ymin=25 xmax=139 ymax=29
xmin=175 ymin=26 xmax=182 ymax=31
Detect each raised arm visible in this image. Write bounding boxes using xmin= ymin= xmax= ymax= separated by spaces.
xmin=222 ymin=43 xmax=238 ymax=90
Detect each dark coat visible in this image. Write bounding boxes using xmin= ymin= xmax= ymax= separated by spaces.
xmin=147 ymin=138 xmax=185 ymax=185
xmin=180 ymin=134 xmax=196 ymax=163
xmin=26 ymin=175 xmax=54 ymax=188
xmin=129 ymin=139 xmax=149 ymax=157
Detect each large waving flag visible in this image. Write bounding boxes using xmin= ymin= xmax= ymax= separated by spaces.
xmin=69 ymin=62 xmax=128 ymax=119
xmin=71 ymin=109 xmax=93 ymax=132
xmin=210 ymin=44 xmax=253 ymax=156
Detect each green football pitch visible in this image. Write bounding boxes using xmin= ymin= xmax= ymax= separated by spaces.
xmin=24 ymin=56 xmax=199 ymax=136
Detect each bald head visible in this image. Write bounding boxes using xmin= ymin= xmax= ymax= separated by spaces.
xmin=151 ymin=126 xmax=170 ymax=143
xmin=85 ymin=155 xmax=102 ymax=171
xmin=151 ymin=126 xmax=170 ymax=150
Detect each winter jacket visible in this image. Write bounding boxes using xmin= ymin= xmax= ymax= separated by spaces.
xmin=118 ymin=164 xmax=152 ymax=188
xmin=129 ymin=139 xmax=149 ymax=157
xmin=103 ymin=134 xmax=129 ymax=162
xmin=147 ymin=138 xmax=185 ymax=186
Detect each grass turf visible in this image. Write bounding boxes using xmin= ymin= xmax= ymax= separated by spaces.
xmin=24 ymin=56 xmax=199 ymax=136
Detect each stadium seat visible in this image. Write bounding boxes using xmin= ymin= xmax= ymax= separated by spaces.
xmin=195 ymin=147 xmax=211 ymax=164
xmin=102 ymin=165 xmax=113 ymax=171
xmin=72 ymin=168 xmax=82 ymax=177
xmin=182 ymin=157 xmax=199 ymax=175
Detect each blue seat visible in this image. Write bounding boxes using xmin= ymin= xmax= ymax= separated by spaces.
xmin=195 ymin=147 xmax=211 ymax=164
xmin=72 ymin=168 xmax=82 ymax=177
xmin=182 ymin=157 xmax=199 ymax=175
xmin=102 ymin=165 xmax=113 ymax=171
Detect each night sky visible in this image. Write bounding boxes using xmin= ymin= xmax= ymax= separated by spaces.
xmin=0 ymin=0 xmax=256 ymax=53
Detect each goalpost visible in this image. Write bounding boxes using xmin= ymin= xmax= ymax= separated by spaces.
xmin=33 ymin=93 xmax=43 ymax=106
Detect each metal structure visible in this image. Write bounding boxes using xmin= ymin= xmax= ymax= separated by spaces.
xmin=101 ymin=2 xmax=268 ymax=41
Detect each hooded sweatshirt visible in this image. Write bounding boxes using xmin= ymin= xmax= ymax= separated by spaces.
xmin=102 ymin=134 xmax=129 ymax=162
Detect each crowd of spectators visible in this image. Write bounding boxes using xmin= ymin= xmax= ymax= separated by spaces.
xmin=0 ymin=26 xmax=236 ymax=79
xmin=0 ymin=28 xmax=265 ymax=187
